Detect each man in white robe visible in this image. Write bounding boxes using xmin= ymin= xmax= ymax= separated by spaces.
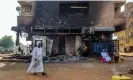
xmin=27 ymin=43 xmax=47 ymax=76
xmin=101 ymin=49 xmax=111 ymax=63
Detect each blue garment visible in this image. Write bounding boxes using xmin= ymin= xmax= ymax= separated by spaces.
xmin=101 ymin=51 xmax=111 ymax=62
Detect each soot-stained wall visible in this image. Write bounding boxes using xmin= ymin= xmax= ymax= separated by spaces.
xmin=29 ymin=1 xmax=115 ymax=28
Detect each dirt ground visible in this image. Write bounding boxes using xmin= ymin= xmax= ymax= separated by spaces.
xmin=0 ymin=57 xmax=133 ymax=80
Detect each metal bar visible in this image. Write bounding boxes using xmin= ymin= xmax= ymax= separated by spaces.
xmin=46 ymin=37 xmax=47 ymax=55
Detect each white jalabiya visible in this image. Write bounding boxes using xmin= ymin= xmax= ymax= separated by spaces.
xmin=101 ymin=51 xmax=111 ymax=62
xmin=27 ymin=47 xmax=44 ymax=73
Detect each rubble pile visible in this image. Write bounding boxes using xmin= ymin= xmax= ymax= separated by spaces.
xmin=43 ymin=56 xmax=94 ymax=63
xmin=3 ymin=54 xmax=94 ymax=62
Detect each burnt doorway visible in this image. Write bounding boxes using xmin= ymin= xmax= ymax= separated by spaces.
xmin=58 ymin=36 xmax=66 ymax=55
xmin=85 ymin=40 xmax=93 ymax=57
xmin=34 ymin=40 xmax=43 ymax=47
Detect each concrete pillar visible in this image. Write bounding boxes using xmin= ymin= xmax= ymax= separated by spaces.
xmin=75 ymin=36 xmax=82 ymax=56
xmin=65 ymin=36 xmax=76 ymax=56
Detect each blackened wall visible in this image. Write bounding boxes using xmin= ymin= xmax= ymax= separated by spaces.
xmin=31 ymin=1 xmax=115 ymax=28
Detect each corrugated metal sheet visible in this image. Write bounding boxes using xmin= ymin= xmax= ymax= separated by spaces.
xmin=94 ymin=27 xmax=115 ymax=31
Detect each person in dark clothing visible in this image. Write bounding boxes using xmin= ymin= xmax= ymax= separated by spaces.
xmin=18 ymin=46 xmax=21 ymax=52
xmin=30 ymin=50 xmax=32 ymax=53
xmin=113 ymin=50 xmax=119 ymax=63
xmin=21 ymin=50 xmax=24 ymax=55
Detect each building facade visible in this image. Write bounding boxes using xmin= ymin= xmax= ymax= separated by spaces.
xmin=114 ymin=30 xmax=126 ymax=52
xmin=115 ymin=2 xmax=133 ymax=53
xmin=125 ymin=2 xmax=133 ymax=52
xmin=12 ymin=1 xmax=125 ymax=56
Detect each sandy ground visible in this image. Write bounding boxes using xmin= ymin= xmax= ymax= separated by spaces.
xmin=0 ymin=57 xmax=133 ymax=80
xmin=120 ymin=52 xmax=133 ymax=57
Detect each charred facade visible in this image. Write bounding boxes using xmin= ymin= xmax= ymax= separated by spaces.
xmin=12 ymin=1 xmax=125 ymax=57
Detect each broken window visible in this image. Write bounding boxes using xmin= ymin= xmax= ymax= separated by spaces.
xmin=24 ymin=4 xmax=32 ymax=12
xmin=115 ymin=7 xmax=120 ymax=13
xmin=114 ymin=3 xmax=122 ymax=18
xmin=129 ymin=11 xmax=133 ymax=17
xmin=114 ymin=3 xmax=121 ymax=13
xmin=59 ymin=2 xmax=89 ymax=18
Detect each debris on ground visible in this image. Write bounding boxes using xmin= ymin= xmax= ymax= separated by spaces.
xmin=0 ymin=54 xmax=95 ymax=63
xmin=0 ymin=57 xmax=133 ymax=80
xmin=128 ymin=69 xmax=133 ymax=74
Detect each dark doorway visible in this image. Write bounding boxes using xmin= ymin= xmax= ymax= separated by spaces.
xmin=130 ymin=46 xmax=133 ymax=52
xmin=85 ymin=40 xmax=93 ymax=57
xmin=58 ymin=36 xmax=66 ymax=55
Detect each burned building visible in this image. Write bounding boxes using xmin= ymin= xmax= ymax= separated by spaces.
xmin=12 ymin=1 xmax=125 ymax=57
xmin=115 ymin=2 xmax=133 ymax=53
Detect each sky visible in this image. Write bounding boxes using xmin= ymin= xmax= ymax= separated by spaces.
xmin=0 ymin=0 xmax=29 ymax=45
xmin=0 ymin=0 xmax=18 ymax=41
xmin=0 ymin=0 xmax=132 ymax=45
xmin=127 ymin=0 xmax=133 ymax=2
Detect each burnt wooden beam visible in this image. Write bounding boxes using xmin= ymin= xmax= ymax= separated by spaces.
xmin=11 ymin=26 xmax=29 ymax=33
xmin=31 ymin=32 xmax=82 ymax=36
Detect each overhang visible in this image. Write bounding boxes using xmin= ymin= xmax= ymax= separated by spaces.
xmin=93 ymin=27 xmax=115 ymax=31
xmin=11 ymin=26 xmax=29 ymax=33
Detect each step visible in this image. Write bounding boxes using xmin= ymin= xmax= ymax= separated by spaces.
xmin=2 ymin=56 xmax=12 ymax=59
xmin=0 ymin=59 xmax=29 ymax=62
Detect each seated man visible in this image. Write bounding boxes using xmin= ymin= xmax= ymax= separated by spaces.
xmin=101 ymin=49 xmax=111 ymax=63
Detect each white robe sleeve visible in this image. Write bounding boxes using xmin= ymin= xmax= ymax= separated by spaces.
xmin=101 ymin=52 xmax=104 ymax=57
xmin=31 ymin=47 xmax=37 ymax=59
xmin=101 ymin=52 xmax=106 ymax=57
